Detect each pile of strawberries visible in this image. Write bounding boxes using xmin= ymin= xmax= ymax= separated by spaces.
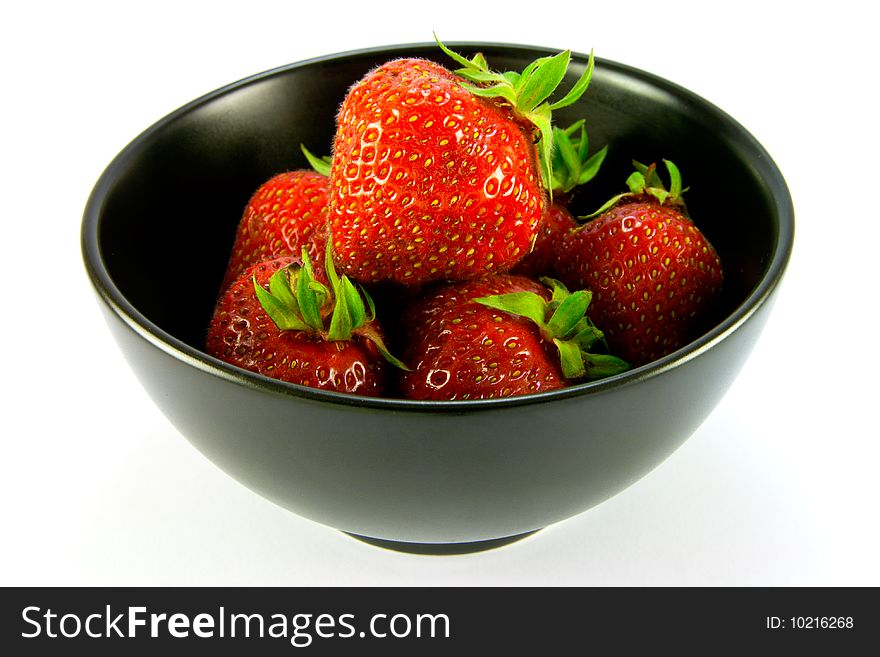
xmin=206 ymin=40 xmax=724 ymax=400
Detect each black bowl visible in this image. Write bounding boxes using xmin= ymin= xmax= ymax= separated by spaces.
xmin=81 ymin=43 xmax=793 ymax=550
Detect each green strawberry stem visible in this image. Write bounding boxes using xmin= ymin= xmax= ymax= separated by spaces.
xmin=253 ymin=245 xmax=409 ymax=370
xmin=435 ymin=35 xmax=597 ymax=193
xmin=551 ymin=119 xmax=608 ymax=195
xmin=473 ymin=278 xmax=629 ymax=380
xmin=582 ymin=159 xmax=688 ymax=219
xmin=300 ymin=144 xmax=332 ymax=177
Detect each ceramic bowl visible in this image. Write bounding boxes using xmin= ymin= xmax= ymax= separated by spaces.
xmin=81 ymin=43 xmax=794 ymax=552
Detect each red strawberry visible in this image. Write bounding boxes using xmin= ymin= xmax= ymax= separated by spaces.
xmin=399 ymin=274 xmax=627 ymax=400
xmin=556 ymin=160 xmax=723 ymax=366
xmin=511 ymin=203 xmax=577 ymax=278
xmin=513 ymin=120 xmax=607 ymax=278
xmin=221 ymin=151 xmax=330 ymax=293
xmin=328 ymin=40 xmax=597 ymax=285
xmin=207 ymin=248 xmax=405 ymax=396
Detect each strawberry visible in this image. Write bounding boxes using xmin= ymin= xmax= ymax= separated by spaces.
xmin=511 ymin=202 xmax=578 ymax=278
xmin=220 ymin=146 xmax=331 ymax=293
xmin=556 ymin=160 xmax=723 ymax=366
xmin=206 ymin=247 xmax=405 ymax=396
xmin=512 ymin=120 xmax=607 ymax=278
xmin=399 ymin=274 xmax=627 ymax=400
xmin=328 ymin=39 xmax=597 ymax=285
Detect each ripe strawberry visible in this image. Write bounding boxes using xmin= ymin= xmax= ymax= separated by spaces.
xmin=511 ymin=203 xmax=578 ymax=278
xmin=328 ymin=39 xmax=597 ymax=285
xmin=556 ymin=160 xmax=723 ymax=366
xmin=220 ymin=147 xmax=331 ymax=293
xmin=513 ymin=119 xmax=607 ymax=278
xmin=207 ymin=248 xmax=405 ymax=396
xmin=399 ymin=274 xmax=627 ymax=400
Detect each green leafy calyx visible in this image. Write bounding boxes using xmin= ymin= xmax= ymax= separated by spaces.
xmin=472 ymin=278 xmax=629 ymax=380
xmin=550 ymin=119 xmax=608 ymax=195
xmin=582 ymin=159 xmax=688 ymax=219
xmin=301 ymin=144 xmax=332 ymax=177
xmin=253 ymin=245 xmax=408 ymax=370
xmin=435 ymin=35 xmax=597 ymax=193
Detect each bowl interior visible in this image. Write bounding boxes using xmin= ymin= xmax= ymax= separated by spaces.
xmin=90 ymin=43 xmax=786 ymax=383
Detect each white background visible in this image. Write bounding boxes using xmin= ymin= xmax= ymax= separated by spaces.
xmin=2 ymin=1 xmax=877 ymax=586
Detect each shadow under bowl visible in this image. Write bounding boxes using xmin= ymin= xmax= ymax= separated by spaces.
xmin=81 ymin=43 xmax=794 ymax=550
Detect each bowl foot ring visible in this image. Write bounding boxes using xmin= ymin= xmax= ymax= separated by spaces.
xmin=342 ymin=529 xmax=541 ymax=555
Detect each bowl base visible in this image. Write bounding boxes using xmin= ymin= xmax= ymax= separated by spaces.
xmin=342 ymin=529 xmax=541 ymax=555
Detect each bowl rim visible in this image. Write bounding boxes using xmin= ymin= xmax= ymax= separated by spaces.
xmin=81 ymin=41 xmax=795 ymax=414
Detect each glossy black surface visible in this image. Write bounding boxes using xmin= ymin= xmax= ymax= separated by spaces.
xmin=82 ymin=43 xmax=794 ymax=546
